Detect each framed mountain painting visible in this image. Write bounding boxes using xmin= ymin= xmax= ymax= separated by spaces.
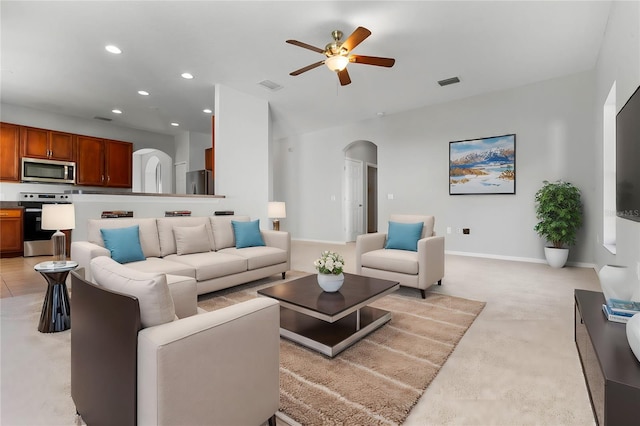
xmin=449 ymin=134 xmax=516 ymax=195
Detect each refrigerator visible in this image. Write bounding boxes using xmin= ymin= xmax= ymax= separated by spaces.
xmin=186 ymin=170 xmax=214 ymax=195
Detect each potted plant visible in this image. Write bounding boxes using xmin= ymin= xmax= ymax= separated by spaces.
xmin=534 ymin=180 xmax=583 ymax=268
xmin=314 ymin=250 xmax=345 ymax=292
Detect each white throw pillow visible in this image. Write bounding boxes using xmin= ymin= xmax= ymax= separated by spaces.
xmin=90 ymin=256 xmax=176 ymax=328
xmin=173 ymin=224 xmax=212 ymax=255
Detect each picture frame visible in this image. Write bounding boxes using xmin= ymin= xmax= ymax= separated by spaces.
xmin=449 ymin=134 xmax=516 ymax=195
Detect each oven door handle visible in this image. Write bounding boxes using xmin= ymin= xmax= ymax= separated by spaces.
xmin=25 ymin=208 xmax=43 ymax=213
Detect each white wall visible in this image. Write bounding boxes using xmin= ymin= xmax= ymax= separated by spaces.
xmin=276 ymin=70 xmax=597 ymax=263
xmin=593 ymin=0 xmax=640 ymax=272
xmin=215 ymin=84 xmax=270 ymax=223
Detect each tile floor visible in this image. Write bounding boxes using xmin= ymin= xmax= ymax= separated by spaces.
xmin=0 ymin=255 xmax=56 ymax=298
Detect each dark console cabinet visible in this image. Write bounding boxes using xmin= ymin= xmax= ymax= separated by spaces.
xmin=574 ymin=290 xmax=640 ymax=425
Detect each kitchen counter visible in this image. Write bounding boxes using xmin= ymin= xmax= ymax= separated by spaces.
xmin=64 ymin=190 xmax=225 ymax=198
xmin=0 ymin=202 xmax=23 ymax=208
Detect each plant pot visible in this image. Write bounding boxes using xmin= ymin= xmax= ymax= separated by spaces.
xmin=317 ymin=272 xmax=344 ymax=292
xmin=598 ymin=265 xmax=631 ymax=302
xmin=544 ymin=246 xmax=569 ymax=268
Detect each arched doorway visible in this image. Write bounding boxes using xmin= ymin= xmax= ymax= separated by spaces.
xmin=344 ymin=140 xmax=377 ymax=241
xmin=132 ymin=149 xmax=173 ymax=194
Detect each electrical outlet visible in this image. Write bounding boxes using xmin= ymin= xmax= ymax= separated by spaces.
xmin=456 ymin=228 xmax=462 ymax=234
xmin=463 ymin=228 xmax=470 ymax=234
xmin=446 ymin=227 xmax=452 ymax=234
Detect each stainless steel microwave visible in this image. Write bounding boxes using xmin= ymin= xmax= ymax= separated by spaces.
xmin=21 ymin=158 xmax=76 ymax=184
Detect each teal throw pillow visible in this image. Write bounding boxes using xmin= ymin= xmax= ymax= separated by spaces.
xmin=385 ymin=221 xmax=424 ymax=252
xmin=231 ymin=219 xmax=265 ymax=249
xmin=100 ymin=225 xmax=146 ymax=264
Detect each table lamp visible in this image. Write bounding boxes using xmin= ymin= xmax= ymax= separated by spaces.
xmin=41 ymin=203 xmax=75 ymax=264
xmin=267 ymin=202 xmax=286 ymax=231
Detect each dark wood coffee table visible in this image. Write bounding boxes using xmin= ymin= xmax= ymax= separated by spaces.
xmin=257 ymin=273 xmax=399 ymax=357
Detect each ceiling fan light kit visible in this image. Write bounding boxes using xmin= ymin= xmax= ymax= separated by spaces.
xmin=287 ymin=26 xmax=395 ymax=86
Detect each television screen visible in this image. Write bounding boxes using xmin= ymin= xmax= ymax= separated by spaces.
xmin=616 ymin=85 xmax=640 ymax=222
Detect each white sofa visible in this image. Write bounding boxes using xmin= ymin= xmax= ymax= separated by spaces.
xmin=71 ymin=215 xmax=290 ymax=296
xmin=356 ymin=214 xmax=445 ymax=298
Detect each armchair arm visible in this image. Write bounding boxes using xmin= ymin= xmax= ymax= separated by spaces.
xmin=71 ymin=241 xmax=110 ymax=282
xmin=417 ymin=235 xmax=445 ymax=289
xmin=137 ymin=298 xmax=280 ymax=426
xmin=355 ymin=233 xmax=387 ymax=273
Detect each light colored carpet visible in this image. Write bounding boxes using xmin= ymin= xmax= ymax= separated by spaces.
xmin=198 ymin=278 xmax=485 ymax=425
xmin=1 ymin=242 xmax=601 ymax=425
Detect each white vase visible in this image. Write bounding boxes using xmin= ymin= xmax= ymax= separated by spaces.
xmin=544 ymin=247 xmax=569 ymax=268
xmin=598 ymin=265 xmax=631 ymax=302
xmin=627 ymin=313 xmax=640 ymax=363
xmin=317 ymin=272 xmax=344 ymax=292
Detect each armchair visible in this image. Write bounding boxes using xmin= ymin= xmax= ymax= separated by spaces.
xmin=70 ymin=257 xmax=279 ymax=426
xmin=356 ymin=214 xmax=445 ymax=298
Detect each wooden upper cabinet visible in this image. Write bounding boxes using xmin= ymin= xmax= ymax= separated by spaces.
xmin=21 ymin=126 xmax=74 ymax=161
xmin=104 ymin=139 xmax=132 ymax=188
xmin=0 ymin=123 xmax=21 ymax=182
xmin=76 ymin=136 xmax=105 ymax=186
xmin=76 ymin=136 xmax=132 ymax=188
xmin=205 ymin=147 xmax=213 ymax=171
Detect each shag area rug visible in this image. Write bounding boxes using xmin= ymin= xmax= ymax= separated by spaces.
xmin=198 ymin=273 xmax=485 ymax=425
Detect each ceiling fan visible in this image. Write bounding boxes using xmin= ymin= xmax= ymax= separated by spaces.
xmin=286 ymin=26 xmax=395 ymax=86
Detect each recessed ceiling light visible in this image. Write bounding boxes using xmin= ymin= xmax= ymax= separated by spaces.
xmin=170 ymin=122 xmax=180 ymax=127
xmin=112 ymin=109 xmax=122 ymax=114
xmin=203 ymin=108 xmax=212 ymax=114
xmin=181 ymin=73 xmax=194 ymax=79
xmin=105 ymin=45 xmax=122 ymax=54
xmin=138 ymin=90 xmax=150 ymax=96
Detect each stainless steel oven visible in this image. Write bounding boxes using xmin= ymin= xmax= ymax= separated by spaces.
xmin=19 ymin=192 xmax=72 ymax=256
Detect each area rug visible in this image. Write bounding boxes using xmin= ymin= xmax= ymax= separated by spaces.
xmin=198 ymin=274 xmax=485 ymax=426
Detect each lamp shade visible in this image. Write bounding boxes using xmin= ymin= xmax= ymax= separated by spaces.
xmin=41 ymin=204 xmax=76 ymax=230
xmin=267 ymin=202 xmax=286 ymax=219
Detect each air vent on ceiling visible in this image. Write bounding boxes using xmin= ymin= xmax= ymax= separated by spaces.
xmin=94 ymin=116 xmax=113 ymax=122
xmin=438 ymin=77 xmax=461 ymax=87
xmin=258 ymin=80 xmax=283 ymax=91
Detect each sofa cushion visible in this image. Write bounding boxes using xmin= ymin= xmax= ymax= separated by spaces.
xmin=210 ymin=215 xmax=250 ymax=250
xmin=88 ymin=218 xmax=161 ymax=258
xmin=100 ymin=225 xmax=146 ymax=264
xmin=165 ymin=252 xmax=248 ymax=281
xmin=123 ymin=257 xmax=196 ymax=278
xmin=360 ymin=249 xmax=419 ymax=275
xmin=385 ymin=221 xmax=423 ymax=252
xmin=231 ymin=220 xmax=265 ymax=249
xmin=219 ymin=246 xmax=287 ymax=270
xmin=173 ymin=224 xmax=212 ymax=255
xmin=157 ymin=217 xmax=214 ymax=257
xmin=90 ymin=256 xmax=176 ymax=328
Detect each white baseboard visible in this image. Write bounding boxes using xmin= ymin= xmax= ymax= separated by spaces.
xmin=445 ymin=250 xmax=596 ymax=269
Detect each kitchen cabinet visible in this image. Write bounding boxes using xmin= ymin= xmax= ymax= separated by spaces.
xmin=21 ymin=126 xmax=74 ymax=161
xmin=0 ymin=208 xmax=23 ymax=257
xmin=0 ymin=123 xmax=21 ymax=182
xmin=76 ymin=136 xmax=132 ymax=188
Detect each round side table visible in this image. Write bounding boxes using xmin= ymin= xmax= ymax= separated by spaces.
xmin=34 ymin=261 xmax=78 ymax=333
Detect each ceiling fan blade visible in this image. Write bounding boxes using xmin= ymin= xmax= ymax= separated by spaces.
xmin=290 ymin=60 xmax=325 ymax=76
xmin=337 ymin=68 xmax=351 ymax=86
xmin=341 ymin=27 xmax=371 ymax=52
xmin=350 ymin=55 xmax=395 ymax=67
xmin=286 ymin=39 xmax=324 ymax=54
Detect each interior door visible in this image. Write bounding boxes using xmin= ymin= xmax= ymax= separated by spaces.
xmin=344 ymin=158 xmax=364 ymax=241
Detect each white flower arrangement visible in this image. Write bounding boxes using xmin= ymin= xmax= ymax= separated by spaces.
xmin=313 ymin=250 xmax=344 ymax=275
